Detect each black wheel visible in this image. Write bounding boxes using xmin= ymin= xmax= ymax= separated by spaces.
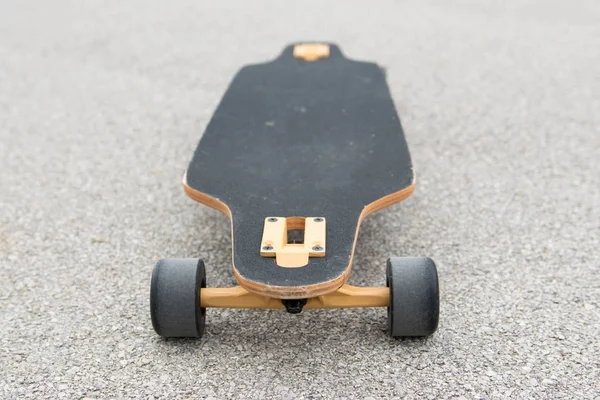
xmin=386 ymin=257 xmax=439 ymax=338
xmin=150 ymin=258 xmax=206 ymax=338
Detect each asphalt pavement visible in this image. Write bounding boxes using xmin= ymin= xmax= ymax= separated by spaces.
xmin=1 ymin=1 xmax=599 ymax=399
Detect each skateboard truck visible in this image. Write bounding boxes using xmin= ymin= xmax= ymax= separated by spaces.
xmin=152 ymin=258 xmax=438 ymax=338
xmin=293 ymin=43 xmax=330 ymax=61
xmin=260 ymin=217 xmax=326 ymax=268
xmin=199 ymin=285 xmax=390 ymax=310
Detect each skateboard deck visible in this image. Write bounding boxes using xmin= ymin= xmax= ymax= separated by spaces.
xmin=184 ymin=43 xmax=414 ymax=299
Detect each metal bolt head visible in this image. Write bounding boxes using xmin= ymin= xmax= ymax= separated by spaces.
xmin=312 ymin=245 xmax=324 ymax=252
xmin=263 ymin=246 xmax=274 ymax=251
xmin=267 ymin=217 xmax=278 ymax=222
xmin=313 ymin=217 xmax=324 ymax=222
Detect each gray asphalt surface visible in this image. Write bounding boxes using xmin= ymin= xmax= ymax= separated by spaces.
xmin=1 ymin=1 xmax=599 ymax=399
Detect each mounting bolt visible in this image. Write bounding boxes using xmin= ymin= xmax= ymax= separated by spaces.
xmin=312 ymin=245 xmax=324 ymax=252
xmin=313 ymin=217 xmax=324 ymax=222
xmin=267 ymin=217 xmax=278 ymax=222
xmin=262 ymin=246 xmax=274 ymax=251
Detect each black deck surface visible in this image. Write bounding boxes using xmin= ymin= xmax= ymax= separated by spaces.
xmin=186 ymin=44 xmax=413 ymax=290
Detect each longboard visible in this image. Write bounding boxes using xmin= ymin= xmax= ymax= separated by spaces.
xmin=184 ymin=43 xmax=414 ymax=299
xmin=150 ymin=43 xmax=438 ymax=338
